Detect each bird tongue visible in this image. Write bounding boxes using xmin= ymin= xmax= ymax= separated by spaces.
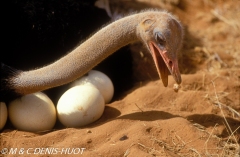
xmin=156 ymin=51 xmax=169 ymax=87
xmin=149 ymin=42 xmax=169 ymax=87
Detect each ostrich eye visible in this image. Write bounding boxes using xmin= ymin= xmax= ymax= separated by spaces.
xmin=155 ymin=32 xmax=166 ymax=47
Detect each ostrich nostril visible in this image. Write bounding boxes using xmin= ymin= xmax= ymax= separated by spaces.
xmin=169 ymin=60 xmax=173 ymax=68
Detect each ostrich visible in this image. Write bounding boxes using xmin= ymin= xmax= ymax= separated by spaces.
xmin=1 ymin=10 xmax=183 ymax=102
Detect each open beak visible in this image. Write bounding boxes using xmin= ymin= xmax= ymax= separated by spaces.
xmin=148 ymin=42 xmax=181 ymax=87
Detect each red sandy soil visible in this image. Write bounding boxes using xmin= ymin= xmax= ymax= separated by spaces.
xmin=1 ymin=0 xmax=239 ymax=156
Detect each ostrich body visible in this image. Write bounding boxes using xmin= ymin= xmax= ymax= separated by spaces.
xmin=1 ymin=10 xmax=183 ymax=102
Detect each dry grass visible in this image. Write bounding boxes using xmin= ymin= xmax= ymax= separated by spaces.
xmin=122 ymin=78 xmax=239 ymax=156
xmin=124 ymin=123 xmax=239 ymax=156
xmin=211 ymin=81 xmax=239 ymax=157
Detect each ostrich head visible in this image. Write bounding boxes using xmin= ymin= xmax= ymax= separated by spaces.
xmin=137 ymin=12 xmax=183 ymax=86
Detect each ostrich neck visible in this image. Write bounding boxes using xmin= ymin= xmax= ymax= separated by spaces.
xmin=14 ymin=14 xmax=143 ymax=94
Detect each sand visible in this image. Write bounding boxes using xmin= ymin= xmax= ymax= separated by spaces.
xmin=1 ymin=0 xmax=239 ymax=156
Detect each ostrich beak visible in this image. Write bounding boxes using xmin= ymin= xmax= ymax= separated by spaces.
xmin=148 ymin=42 xmax=181 ymax=87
